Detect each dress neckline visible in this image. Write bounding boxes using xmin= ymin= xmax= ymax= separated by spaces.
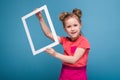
xmin=66 ymin=34 xmax=82 ymax=42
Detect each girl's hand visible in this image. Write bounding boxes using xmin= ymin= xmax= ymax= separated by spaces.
xmin=35 ymin=10 xmax=43 ymax=20
xmin=45 ymin=48 xmax=56 ymax=56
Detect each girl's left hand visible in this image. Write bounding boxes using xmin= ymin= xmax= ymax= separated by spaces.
xmin=45 ymin=48 xmax=56 ymax=56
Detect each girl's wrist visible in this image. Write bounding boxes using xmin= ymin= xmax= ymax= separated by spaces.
xmin=39 ymin=17 xmax=44 ymax=21
xmin=52 ymin=51 xmax=57 ymax=57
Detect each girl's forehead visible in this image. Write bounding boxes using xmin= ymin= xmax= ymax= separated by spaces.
xmin=62 ymin=15 xmax=81 ymax=27
xmin=65 ymin=15 xmax=79 ymax=22
xmin=65 ymin=17 xmax=79 ymax=23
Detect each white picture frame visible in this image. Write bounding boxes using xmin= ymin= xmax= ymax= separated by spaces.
xmin=21 ymin=5 xmax=59 ymax=55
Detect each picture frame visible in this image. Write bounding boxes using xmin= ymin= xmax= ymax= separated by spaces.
xmin=21 ymin=5 xmax=59 ymax=55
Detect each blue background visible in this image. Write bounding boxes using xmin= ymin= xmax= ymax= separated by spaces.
xmin=0 ymin=0 xmax=120 ymax=80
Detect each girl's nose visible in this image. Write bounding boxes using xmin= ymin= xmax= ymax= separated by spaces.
xmin=71 ymin=26 xmax=74 ymax=31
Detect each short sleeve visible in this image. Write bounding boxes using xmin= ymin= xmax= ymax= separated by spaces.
xmin=60 ymin=36 xmax=65 ymax=44
xmin=78 ymin=38 xmax=90 ymax=49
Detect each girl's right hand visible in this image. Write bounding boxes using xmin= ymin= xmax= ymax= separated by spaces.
xmin=35 ymin=10 xmax=43 ymax=20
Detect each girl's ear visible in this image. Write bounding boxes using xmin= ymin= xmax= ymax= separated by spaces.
xmin=64 ymin=27 xmax=67 ymax=32
xmin=80 ymin=21 xmax=82 ymax=26
xmin=79 ymin=22 xmax=82 ymax=29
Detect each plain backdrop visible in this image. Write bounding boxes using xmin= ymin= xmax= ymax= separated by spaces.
xmin=0 ymin=0 xmax=120 ymax=80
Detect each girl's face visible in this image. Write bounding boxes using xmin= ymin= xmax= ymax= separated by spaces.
xmin=64 ymin=17 xmax=82 ymax=41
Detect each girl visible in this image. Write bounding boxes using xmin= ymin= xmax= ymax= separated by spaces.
xmin=36 ymin=8 xmax=90 ymax=80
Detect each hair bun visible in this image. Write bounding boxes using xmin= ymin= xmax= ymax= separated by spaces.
xmin=73 ymin=8 xmax=82 ymax=18
xmin=59 ymin=12 xmax=68 ymax=21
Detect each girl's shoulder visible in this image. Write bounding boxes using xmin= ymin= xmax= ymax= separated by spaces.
xmin=78 ymin=35 xmax=90 ymax=49
xmin=59 ymin=36 xmax=69 ymax=44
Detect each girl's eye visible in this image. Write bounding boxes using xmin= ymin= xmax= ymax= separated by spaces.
xmin=67 ymin=26 xmax=71 ymax=28
xmin=74 ymin=24 xmax=77 ymax=26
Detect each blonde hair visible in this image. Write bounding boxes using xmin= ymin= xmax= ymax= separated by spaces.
xmin=59 ymin=8 xmax=82 ymax=26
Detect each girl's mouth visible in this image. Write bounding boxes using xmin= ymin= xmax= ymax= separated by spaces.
xmin=71 ymin=32 xmax=76 ymax=34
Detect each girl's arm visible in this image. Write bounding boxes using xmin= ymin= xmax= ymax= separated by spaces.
xmin=46 ymin=47 xmax=86 ymax=64
xmin=36 ymin=11 xmax=60 ymax=41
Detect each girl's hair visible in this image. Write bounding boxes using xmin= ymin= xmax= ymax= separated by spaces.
xmin=59 ymin=8 xmax=82 ymax=26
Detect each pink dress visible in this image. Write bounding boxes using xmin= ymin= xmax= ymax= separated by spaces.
xmin=59 ymin=35 xmax=90 ymax=80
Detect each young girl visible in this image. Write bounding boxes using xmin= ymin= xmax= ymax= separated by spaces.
xmin=36 ymin=8 xmax=90 ymax=80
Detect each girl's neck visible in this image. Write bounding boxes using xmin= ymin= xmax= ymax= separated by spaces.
xmin=69 ymin=34 xmax=81 ymax=42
